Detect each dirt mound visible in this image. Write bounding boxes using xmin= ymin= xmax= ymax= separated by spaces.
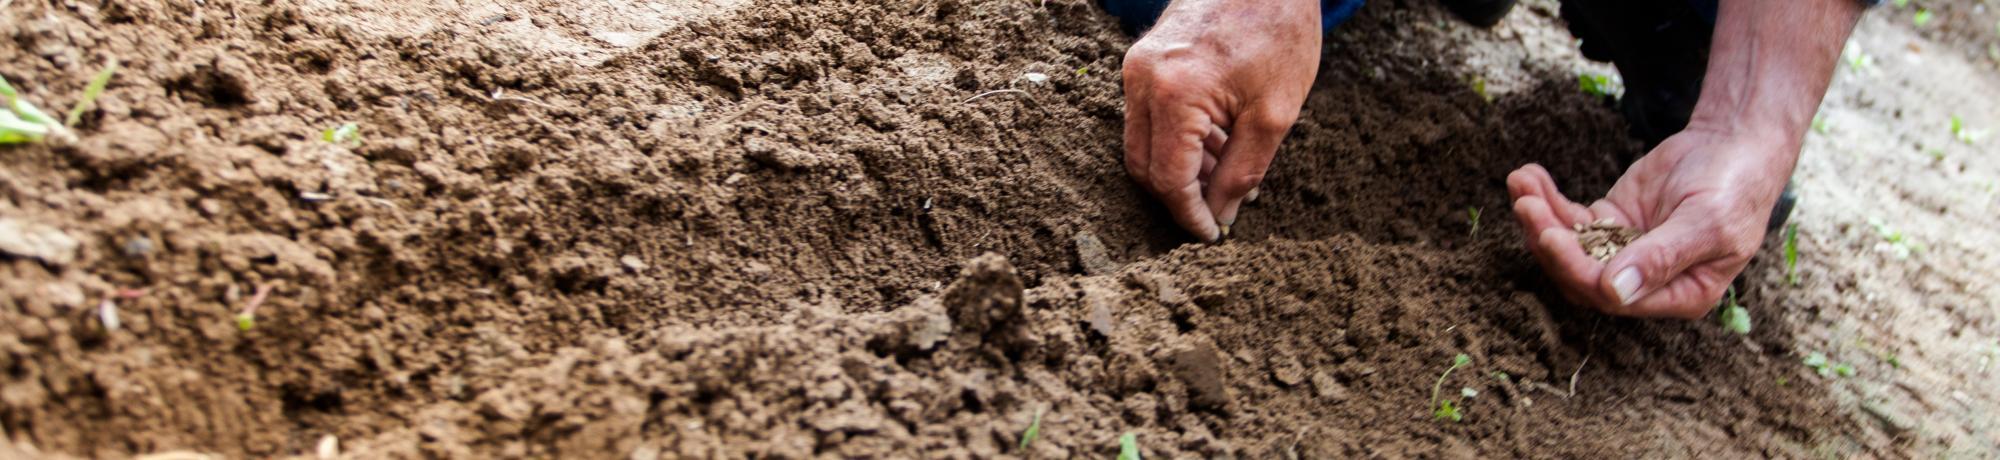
xmin=0 ymin=0 xmax=1890 ymax=457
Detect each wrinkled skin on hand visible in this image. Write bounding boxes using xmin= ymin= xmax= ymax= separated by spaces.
xmin=1508 ymin=126 xmax=1792 ymax=319
xmin=1120 ymin=0 xmax=1321 ymax=241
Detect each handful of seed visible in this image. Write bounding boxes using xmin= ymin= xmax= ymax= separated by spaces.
xmin=1575 ymin=219 xmax=1641 ymax=262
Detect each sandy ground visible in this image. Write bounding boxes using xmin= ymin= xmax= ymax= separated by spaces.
xmin=0 ymin=0 xmax=1994 ymax=458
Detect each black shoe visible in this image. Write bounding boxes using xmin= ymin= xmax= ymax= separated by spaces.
xmin=1440 ymin=0 xmax=1517 ymax=27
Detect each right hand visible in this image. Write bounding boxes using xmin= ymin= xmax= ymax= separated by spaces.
xmin=1120 ymin=0 xmax=1323 ymax=241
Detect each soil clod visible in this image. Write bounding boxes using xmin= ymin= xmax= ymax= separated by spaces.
xmin=944 ymin=253 xmax=1025 ymax=338
xmin=1167 ymin=343 xmax=1230 ymax=411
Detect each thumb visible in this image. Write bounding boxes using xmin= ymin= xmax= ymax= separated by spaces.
xmin=1597 ymin=218 xmax=1727 ymax=310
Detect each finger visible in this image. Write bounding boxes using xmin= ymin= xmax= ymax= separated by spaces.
xmin=1147 ymin=99 xmax=1220 ymax=241
xmin=1505 ymin=164 xmax=1594 ymax=227
xmin=1205 ymin=104 xmax=1294 ymax=227
xmin=1199 ymin=125 xmax=1225 ymax=184
xmin=1598 ymin=217 xmax=1731 ymax=310
xmin=1122 ymin=88 xmax=1153 ymax=182
xmin=1532 ymin=227 xmax=1610 ymax=306
xmin=1619 ymin=261 xmax=1734 ymax=319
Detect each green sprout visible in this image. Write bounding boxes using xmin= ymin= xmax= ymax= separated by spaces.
xmin=1578 ymin=73 xmax=1621 ymax=98
xmin=1783 ymin=223 xmax=1800 ymax=285
xmin=1803 ymin=352 xmax=1856 ymax=378
xmin=1431 ymin=353 xmax=1472 ymax=422
xmin=1913 ymin=9 xmax=1933 ymax=28
xmin=1950 ymin=115 xmax=1986 ymax=144
xmin=1117 ymin=433 xmax=1140 ymax=460
xmin=1490 ymin=371 xmax=1509 ymax=382
xmin=1892 ymin=0 xmax=1907 ymax=7
xmin=1869 ymin=218 xmax=1923 ymax=259
xmin=235 ymin=312 xmax=256 ymax=331
xmin=323 ymin=122 xmax=361 ymax=144
xmin=1075 ymin=66 xmax=1089 ymax=76
xmin=1717 ymin=287 xmax=1751 ymax=335
xmin=1812 ymin=115 xmax=1831 ymax=134
xmin=1843 ymin=44 xmax=1875 ymax=72
xmin=1018 ymin=406 xmax=1043 ymax=451
xmin=64 ymin=58 xmax=118 ymax=127
xmin=1467 ymin=207 xmax=1482 ymax=237
xmin=1470 ymin=75 xmax=1493 ymax=103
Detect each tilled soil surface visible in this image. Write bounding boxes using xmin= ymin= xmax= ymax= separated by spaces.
xmin=0 ymin=0 xmax=1965 ymax=457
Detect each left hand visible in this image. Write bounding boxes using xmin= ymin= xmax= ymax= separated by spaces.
xmin=1506 ymin=125 xmax=1793 ymax=318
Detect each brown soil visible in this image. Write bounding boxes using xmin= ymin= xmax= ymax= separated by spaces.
xmin=1 ymin=0 xmax=1992 ymax=458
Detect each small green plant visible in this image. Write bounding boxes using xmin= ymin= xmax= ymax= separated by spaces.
xmin=235 ymin=313 xmax=256 ymax=331
xmin=1892 ymin=0 xmax=1908 ymax=7
xmin=1803 ymin=352 xmax=1856 ymax=378
xmin=1783 ymin=223 xmax=1800 ymax=285
xmin=1717 ymin=287 xmax=1752 ymax=335
xmin=1018 ymin=406 xmax=1043 ymax=451
xmin=1469 ymin=75 xmax=1493 ymax=103
xmin=323 ymin=122 xmax=361 ymax=144
xmin=65 ymin=59 xmax=118 ymax=127
xmin=1844 ymin=44 xmax=1875 ymax=72
xmin=1950 ymin=115 xmax=1987 ymax=144
xmin=1490 ymin=371 xmax=1509 ymax=382
xmin=1811 ymin=115 xmax=1831 ymax=134
xmin=1913 ymin=9 xmax=1933 ymax=27
xmin=1869 ymin=218 xmax=1923 ymax=259
xmin=2 ymin=59 xmax=119 ymax=144
xmin=1466 ymin=207 xmax=1482 ymax=237
xmin=1578 ymin=73 xmax=1621 ymax=98
xmin=1117 ymin=433 xmax=1140 ymax=460
xmin=1431 ymin=353 xmax=1472 ymax=422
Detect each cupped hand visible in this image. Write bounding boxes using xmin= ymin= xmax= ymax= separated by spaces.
xmin=1120 ymin=0 xmax=1322 ymax=241
xmin=1507 ymin=127 xmax=1796 ymax=318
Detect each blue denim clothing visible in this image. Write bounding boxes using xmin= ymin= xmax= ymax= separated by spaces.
xmin=1101 ymin=0 xmax=1366 ymax=34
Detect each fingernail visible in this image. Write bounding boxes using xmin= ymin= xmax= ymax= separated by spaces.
xmin=1218 ymin=224 xmax=1232 ymax=239
xmin=1245 ymin=187 xmax=1261 ymax=203
xmin=1613 ymin=267 xmax=1642 ymax=305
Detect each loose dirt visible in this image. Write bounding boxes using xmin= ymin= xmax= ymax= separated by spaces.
xmin=0 ymin=0 xmax=1994 ymax=458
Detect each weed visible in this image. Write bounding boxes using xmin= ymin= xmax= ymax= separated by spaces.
xmin=1117 ymin=433 xmax=1140 ymax=460
xmin=1717 ymin=287 xmax=1751 ymax=335
xmin=64 ymin=58 xmax=118 ymax=127
xmin=1869 ymin=218 xmax=1923 ymax=259
xmin=1803 ymin=352 xmax=1856 ymax=378
xmin=323 ymin=122 xmax=361 ymax=144
xmin=1431 ymin=354 xmax=1472 ymax=422
xmin=1950 ymin=115 xmax=1987 ymax=144
xmin=1018 ymin=406 xmax=1043 ymax=451
xmin=1466 ymin=207 xmax=1482 ymax=237
xmin=1784 ymin=223 xmax=1800 ymax=285
xmin=1913 ymin=9 xmax=1933 ymax=28
xmin=1578 ymin=73 xmax=1621 ymax=98
xmin=1843 ymin=44 xmax=1875 ymax=72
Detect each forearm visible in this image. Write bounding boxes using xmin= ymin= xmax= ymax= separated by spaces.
xmin=1688 ymin=0 xmax=1864 ymax=159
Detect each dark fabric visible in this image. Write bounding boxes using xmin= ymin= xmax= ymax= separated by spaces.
xmin=1100 ymin=0 xmax=1365 ymax=35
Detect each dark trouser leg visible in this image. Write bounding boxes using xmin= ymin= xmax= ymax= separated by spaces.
xmin=1560 ymin=0 xmax=1714 ymax=151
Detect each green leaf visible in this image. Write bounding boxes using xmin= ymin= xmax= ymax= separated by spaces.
xmin=235 ymin=313 xmax=256 ymax=331
xmin=1811 ymin=115 xmax=1830 ymax=134
xmin=1018 ymin=406 xmax=1043 ymax=451
xmin=1577 ymin=73 xmax=1620 ymax=98
xmin=0 ymin=74 xmax=18 ymax=105
xmin=1913 ymin=9 xmax=1933 ymax=27
xmin=1717 ymin=287 xmax=1751 ymax=334
xmin=65 ymin=58 xmax=118 ymax=127
xmin=323 ymin=122 xmax=361 ymax=144
xmin=1892 ymin=0 xmax=1907 ymax=7
xmin=1832 ymin=363 xmax=1856 ymax=377
xmin=1452 ymin=353 xmax=1471 ymax=367
xmin=0 ymin=111 xmax=50 ymax=144
xmin=1466 ymin=207 xmax=1482 ymax=237
xmin=1117 ymin=433 xmax=1140 ymax=460
xmin=11 ymin=96 xmax=58 ymax=127
xmin=1433 ymin=399 xmax=1462 ymax=422
xmin=1783 ymin=224 xmax=1800 ymax=285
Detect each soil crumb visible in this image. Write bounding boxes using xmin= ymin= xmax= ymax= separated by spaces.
xmin=1577 ymin=219 xmax=1642 ymax=261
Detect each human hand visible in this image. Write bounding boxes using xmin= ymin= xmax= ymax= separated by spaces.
xmin=1120 ymin=0 xmax=1321 ymax=241
xmin=1506 ymin=127 xmax=1795 ymax=318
